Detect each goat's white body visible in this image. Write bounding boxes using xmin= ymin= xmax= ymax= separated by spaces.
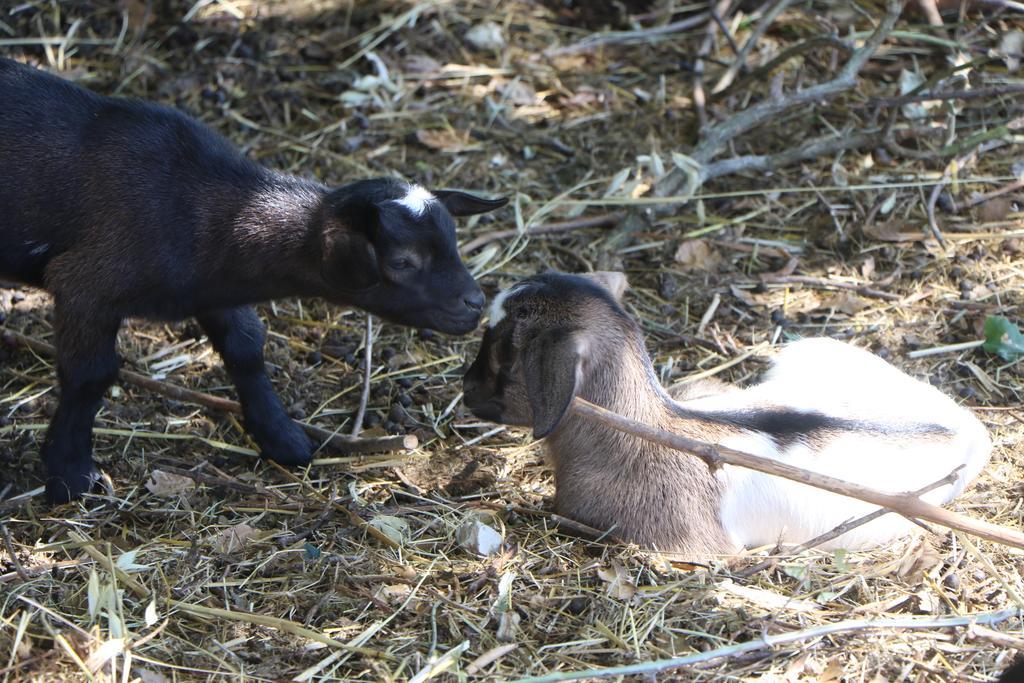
xmin=678 ymin=338 xmax=991 ymax=551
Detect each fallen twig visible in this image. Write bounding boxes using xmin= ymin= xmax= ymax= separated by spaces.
xmin=513 ymin=608 xmax=1022 ymax=682
xmin=964 ymin=177 xmax=1024 ymax=208
xmin=758 ymin=274 xmax=901 ymax=301
xmin=156 ymin=464 xmax=283 ymax=498
xmin=0 ymin=521 xmax=29 ymax=582
xmin=459 ymin=213 xmax=624 ymax=254
xmin=712 ymin=0 xmax=796 ymax=94
xmin=279 ymin=493 xmax=340 ymax=545
xmin=351 ymin=314 xmax=373 ymax=437
xmin=570 ymin=397 xmax=1024 ymax=550
xmin=544 ymin=12 xmax=710 ymax=56
xmin=2 ymin=329 xmax=417 ymax=455
xmin=907 ymin=340 xmax=985 ymax=358
xmin=693 ymin=1 xmax=733 ymax=130
xmin=653 ymin=0 xmax=902 ymax=205
xmin=867 ymin=84 xmax=1024 ymax=107
xmin=703 ymin=130 xmax=882 ymax=184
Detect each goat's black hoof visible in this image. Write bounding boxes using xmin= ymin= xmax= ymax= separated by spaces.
xmin=45 ymin=463 xmax=100 ymax=503
xmin=257 ymin=421 xmax=314 ymax=467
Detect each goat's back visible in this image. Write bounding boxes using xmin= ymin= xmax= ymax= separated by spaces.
xmin=0 ymin=58 xmax=266 ymax=304
xmin=679 ymin=338 xmax=991 ymax=550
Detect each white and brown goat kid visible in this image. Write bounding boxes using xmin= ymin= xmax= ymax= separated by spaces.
xmin=462 ymin=272 xmax=992 ymax=557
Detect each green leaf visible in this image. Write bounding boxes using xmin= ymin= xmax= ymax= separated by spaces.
xmin=833 ymin=548 xmax=849 ymax=573
xmin=983 ymin=316 xmax=1024 ymax=361
xmin=781 ymin=564 xmax=807 ymax=582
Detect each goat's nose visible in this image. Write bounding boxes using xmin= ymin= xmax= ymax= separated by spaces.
xmin=463 ymin=289 xmax=486 ymax=314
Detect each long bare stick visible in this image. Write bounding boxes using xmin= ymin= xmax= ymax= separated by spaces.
xmin=758 ymin=273 xmax=901 ymax=301
xmin=695 ymin=1 xmax=900 ymax=166
xmin=655 ymin=0 xmax=902 ymax=202
xmin=712 ymin=0 xmax=796 ymax=94
xmin=544 ymin=12 xmax=710 ymax=57
xmin=459 ymin=213 xmax=624 ymax=254
xmin=570 ymin=397 xmax=1024 ymax=550
xmin=351 ymin=314 xmax=373 ymax=437
xmin=703 ymin=131 xmax=881 ymax=183
xmin=3 ymin=329 xmax=416 ymax=454
xmin=514 ymin=608 xmax=1021 ymax=683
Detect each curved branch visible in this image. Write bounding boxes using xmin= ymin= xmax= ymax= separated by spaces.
xmin=652 ymin=0 xmax=903 ymax=204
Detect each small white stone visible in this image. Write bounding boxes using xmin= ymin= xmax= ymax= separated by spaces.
xmin=465 ymin=22 xmax=505 ymax=52
xmin=456 ymin=518 xmax=503 ymax=556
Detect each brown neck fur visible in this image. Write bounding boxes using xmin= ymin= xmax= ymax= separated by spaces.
xmin=545 ymin=330 xmax=737 ymax=557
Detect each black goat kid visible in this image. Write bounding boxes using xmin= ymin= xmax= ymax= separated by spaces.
xmin=0 ymin=58 xmax=506 ymax=502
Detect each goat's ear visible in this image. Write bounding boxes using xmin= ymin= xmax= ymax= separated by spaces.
xmin=434 ymin=190 xmax=508 ymax=217
xmin=322 ymin=229 xmax=381 ymax=290
xmin=522 ymin=329 xmax=584 ymax=438
xmin=580 ymin=271 xmax=629 ymax=302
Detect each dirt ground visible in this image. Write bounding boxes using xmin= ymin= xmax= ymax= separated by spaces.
xmin=1 ymin=1 xmax=1023 ymax=681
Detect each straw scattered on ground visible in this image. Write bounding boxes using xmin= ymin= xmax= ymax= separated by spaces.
xmin=1 ymin=1 xmax=1023 ymax=681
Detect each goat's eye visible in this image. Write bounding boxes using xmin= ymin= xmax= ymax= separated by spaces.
xmin=388 ymin=257 xmax=417 ymax=271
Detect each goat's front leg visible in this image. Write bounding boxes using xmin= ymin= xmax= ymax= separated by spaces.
xmin=43 ymin=307 xmax=121 ymax=502
xmin=197 ymin=306 xmax=313 ymax=466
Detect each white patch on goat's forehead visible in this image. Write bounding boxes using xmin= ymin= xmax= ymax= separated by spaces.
xmin=395 ymin=184 xmax=436 ymax=216
xmin=488 ymin=285 xmax=523 ymax=327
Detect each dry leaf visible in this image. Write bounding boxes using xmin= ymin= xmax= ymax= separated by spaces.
xmin=896 ymin=538 xmax=943 ymax=583
xmin=913 ymin=589 xmax=940 ymax=614
xmin=15 ymin=635 xmax=32 ymax=661
xmin=863 ymin=220 xmax=924 ymax=243
xmin=465 ymin=22 xmax=505 ymax=51
xmin=496 ymin=610 xmax=520 ymax=642
xmin=819 ymin=659 xmax=845 ymax=683
xmin=374 ymin=584 xmax=412 ymax=604
xmin=597 ymin=562 xmax=635 ymax=600
xmin=716 ymin=579 xmax=821 ymax=613
xmin=137 ymin=670 xmax=171 ymax=683
xmin=674 ymin=239 xmax=721 ymax=269
xmin=976 ymin=197 xmax=1014 ymax=223
xmin=145 ymin=470 xmax=196 ymax=498
xmin=414 ymin=129 xmax=481 ymax=153
xmin=783 ymin=652 xmax=824 ymax=681
xmin=213 ymin=523 xmax=259 ymax=555
xmin=766 ymin=256 xmax=799 ymax=278
xmin=781 ymin=290 xmax=824 ymax=314
xmin=961 ymin=360 xmax=1004 ymax=399
xmin=1000 ymin=30 xmax=1024 ymax=72
xmin=402 ymin=54 xmax=442 ymax=75
xmin=861 ymin=256 xmax=875 ymax=280
xmin=730 ymin=285 xmax=761 ymax=307
xmin=820 ymin=292 xmax=870 ymax=315
xmin=499 ymin=80 xmax=537 ymax=106
xmin=85 ymin=638 xmax=126 ymax=674
xmin=118 ymin=0 xmax=156 ymax=32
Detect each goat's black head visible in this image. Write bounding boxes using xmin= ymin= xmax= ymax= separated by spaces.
xmin=317 ymin=178 xmax=506 ymax=335
xmin=462 ymin=271 xmax=630 ymax=437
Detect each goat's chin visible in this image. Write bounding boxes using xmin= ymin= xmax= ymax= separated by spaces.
xmin=360 ymin=305 xmax=480 ymax=335
xmin=420 ymin=312 xmax=481 ymax=336
xmin=465 ymin=401 xmax=504 ymax=423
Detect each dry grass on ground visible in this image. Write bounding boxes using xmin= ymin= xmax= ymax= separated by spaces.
xmin=1 ymin=1 xmax=1024 ymax=681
